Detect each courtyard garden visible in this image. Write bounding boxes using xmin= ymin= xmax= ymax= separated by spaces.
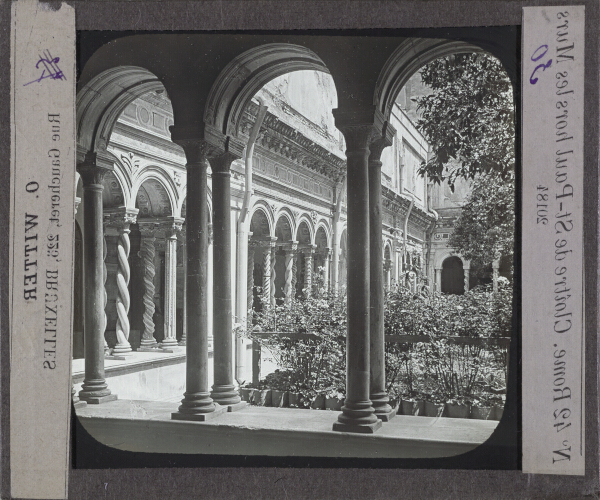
xmin=238 ymin=274 xmax=512 ymax=420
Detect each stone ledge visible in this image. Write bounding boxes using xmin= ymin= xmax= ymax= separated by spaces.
xmin=75 ymin=399 xmax=498 ymax=459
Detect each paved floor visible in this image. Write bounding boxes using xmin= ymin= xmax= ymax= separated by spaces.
xmin=76 ymin=399 xmax=498 ymax=459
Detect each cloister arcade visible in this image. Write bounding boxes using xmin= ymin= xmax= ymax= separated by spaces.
xmin=74 ymin=31 xmax=515 ymax=434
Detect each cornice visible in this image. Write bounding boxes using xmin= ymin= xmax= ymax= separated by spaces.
xmin=242 ymin=101 xmax=346 ymax=183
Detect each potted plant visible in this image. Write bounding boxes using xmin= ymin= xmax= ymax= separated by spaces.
xmin=445 ymin=397 xmax=471 ymax=418
xmin=470 ymin=396 xmax=493 ymax=420
xmin=325 ymin=389 xmax=345 ymax=411
xmin=239 ymin=383 xmax=256 ymax=403
xmin=424 ymin=393 xmax=445 ymax=417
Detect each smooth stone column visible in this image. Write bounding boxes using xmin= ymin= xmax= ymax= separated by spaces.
xmin=332 ymin=107 xmax=382 ymax=433
xmin=368 ymin=124 xmax=396 ymax=422
xmin=170 ymin=136 xmax=221 ymax=421
xmin=492 ymin=258 xmax=500 ymax=293
xmin=209 ymin=152 xmax=244 ymax=410
xmin=283 ymin=242 xmax=298 ymax=304
xmin=78 ymin=160 xmax=117 ymax=404
xmin=105 ymin=208 xmax=139 ymax=355
xmin=72 ymin=197 xmax=87 ymax=409
xmin=161 ymin=218 xmax=184 ymax=348
xmin=435 ymin=268 xmax=442 ymax=292
xmin=179 ymin=230 xmax=188 ymax=346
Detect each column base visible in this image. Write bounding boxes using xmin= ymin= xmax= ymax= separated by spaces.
xmin=105 ymin=354 xmax=129 ymax=360
xmin=226 ymin=401 xmax=247 ymax=412
xmin=375 ymin=405 xmax=398 ymax=422
xmin=138 ymin=345 xmax=166 ymax=353
xmin=171 ymin=405 xmax=227 ymax=422
xmin=160 ymin=339 xmax=179 ymax=348
xmin=79 ymin=393 xmax=118 ymax=405
xmin=178 ymin=340 xmax=186 ymax=346
xmin=332 ymin=419 xmax=382 ymax=434
xmin=112 ymin=345 xmax=132 ymax=355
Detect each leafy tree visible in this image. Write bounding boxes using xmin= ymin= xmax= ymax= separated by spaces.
xmin=448 ymin=172 xmax=515 ymax=275
xmin=415 ymin=53 xmax=515 ymax=189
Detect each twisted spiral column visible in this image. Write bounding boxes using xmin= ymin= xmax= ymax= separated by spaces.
xmin=110 ymin=210 xmax=137 ymax=354
xmin=464 ymin=268 xmax=470 ymax=292
xmin=262 ymin=244 xmax=272 ymax=305
xmin=283 ymin=242 xmax=297 ymax=304
xmin=291 ymin=250 xmax=298 ymax=297
xmin=270 ymin=245 xmax=277 ymax=306
xmin=303 ymin=247 xmax=315 ymax=297
xmin=139 ymin=223 xmax=158 ymax=347
xmin=102 ymin=234 xmax=109 ymax=354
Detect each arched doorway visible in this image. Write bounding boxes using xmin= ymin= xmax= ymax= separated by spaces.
xmin=441 ymin=256 xmax=465 ymax=295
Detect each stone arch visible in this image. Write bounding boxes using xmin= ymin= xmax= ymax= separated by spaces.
xmin=132 ymin=167 xmax=179 ymax=216
xmin=434 ymin=248 xmax=463 ymax=270
xmin=102 ymin=170 xmax=126 ymax=210
xmin=274 ymin=213 xmax=293 ymax=242
xmin=374 ymin=36 xmax=515 ymax=124
xmin=104 ymin=151 xmax=133 ymax=208
xmin=135 ymin=178 xmax=173 ymax=219
xmin=249 ymin=205 xmax=273 ymax=239
xmin=441 ymin=256 xmax=465 ymax=295
xmin=315 ymin=220 xmax=332 ymax=248
xmin=77 ymin=66 xmax=166 ymax=162
xmin=295 ymin=217 xmax=313 ymax=245
xmin=204 ymin=44 xmax=331 ymax=137
xmin=314 ymin=225 xmax=329 ymax=250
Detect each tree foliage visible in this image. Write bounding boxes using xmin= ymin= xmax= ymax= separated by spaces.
xmin=448 ymin=172 xmax=515 ymax=272
xmin=415 ymin=53 xmax=515 ymax=189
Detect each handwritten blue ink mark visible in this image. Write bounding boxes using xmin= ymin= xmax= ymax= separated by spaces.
xmin=23 ymin=50 xmax=66 ymax=86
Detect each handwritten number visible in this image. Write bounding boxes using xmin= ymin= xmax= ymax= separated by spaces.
xmin=529 ymin=45 xmax=552 ymax=85
xmin=531 ymin=44 xmax=549 ymax=62
xmin=530 ymin=59 xmax=553 ymax=85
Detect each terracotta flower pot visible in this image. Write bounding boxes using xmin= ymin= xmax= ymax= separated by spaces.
xmin=240 ymin=388 xmax=255 ymax=403
xmin=445 ymin=403 xmax=470 ymax=419
xmin=424 ymin=401 xmax=445 ymax=417
xmin=470 ymin=406 xmax=493 ymax=420
xmin=325 ymin=396 xmax=344 ymax=411
xmin=251 ymin=389 xmax=272 ymax=406
xmin=311 ymin=394 xmax=326 ymax=410
xmin=271 ymin=390 xmax=288 ymax=408
xmin=401 ymin=399 xmax=425 ymax=416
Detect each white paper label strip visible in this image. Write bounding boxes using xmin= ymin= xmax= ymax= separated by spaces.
xmin=522 ymin=5 xmax=585 ymax=476
xmin=10 ymin=1 xmax=76 ymax=498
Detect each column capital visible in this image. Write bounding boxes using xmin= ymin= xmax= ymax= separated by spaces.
xmin=161 ymin=216 xmax=185 ymax=236
xmin=138 ymin=220 xmax=160 ymax=239
xmin=170 ymin=124 xmax=244 ymax=165
xmin=104 ymin=207 xmax=139 ymax=229
xmin=78 ymin=160 xmax=112 ymax=188
xmin=300 ymin=244 xmax=317 ymax=255
xmin=369 ymin=121 xmax=396 ymax=163
xmin=282 ymin=240 xmax=299 ymax=253
xmin=333 ymin=106 xmax=385 ymax=152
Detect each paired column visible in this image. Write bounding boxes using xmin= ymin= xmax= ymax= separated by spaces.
xmin=161 ymin=217 xmax=184 ymax=348
xmin=368 ymin=123 xmax=396 ymax=421
xmin=283 ymin=242 xmax=298 ymax=304
xmin=105 ymin=208 xmax=139 ymax=355
xmin=209 ymin=152 xmax=244 ymax=410
xmin=78 ymin=158 xmax=117 ymax=404
xmin=332 ymin=107 xmax=383 ymax=433
xmin=171 ymin=137 xmax=219 ymax=421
